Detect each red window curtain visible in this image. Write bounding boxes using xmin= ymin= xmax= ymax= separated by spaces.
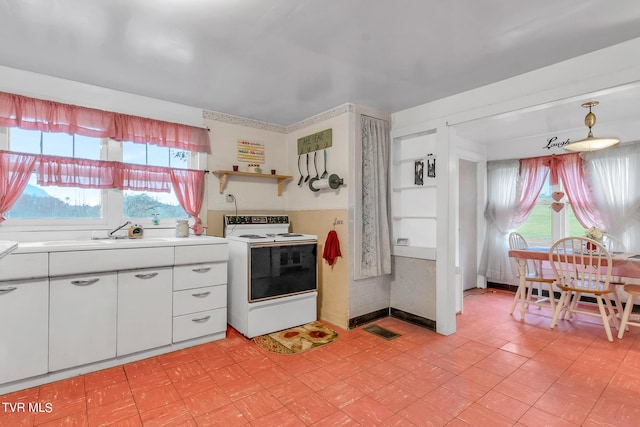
xmin=555 ymin=153 xmax=603 ymax=228
xmin=511 ymin=157 xmax=550 ymax=227
xmin=119 ymin=164 xmax=173 ymax=193
xmin=170 ymin=169 xmax=206 ymax=234
xmin=0 ymin=91 xmax=211 ymax=154
xmin=37 ymin=155 xmax=120 ymax=189
xmin=0 ymin=150 xmax=206 ymax=224
xmin=0 ymin=151 xmax=38 ymax=222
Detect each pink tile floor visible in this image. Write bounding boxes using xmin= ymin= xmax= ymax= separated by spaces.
xmin=2 ymin=288 xmax=640 ymax=426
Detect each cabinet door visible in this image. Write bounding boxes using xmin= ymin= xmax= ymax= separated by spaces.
xmin=117 ymin=268 xmax=172 ymax=356
xmin=49 ymin=273 xmax=117 ymax=372
xmin=0 ymin=279 xmax=49 ymax=384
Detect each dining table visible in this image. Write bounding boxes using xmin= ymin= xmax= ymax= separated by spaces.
xmin=508 ymin=246 xmax=640 ymax=320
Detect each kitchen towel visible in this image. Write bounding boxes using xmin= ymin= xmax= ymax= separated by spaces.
xmin=323 ymin=230 xmax=342 ymax=265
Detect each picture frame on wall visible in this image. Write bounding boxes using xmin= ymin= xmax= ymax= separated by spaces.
xmin=427 ymin=156 xmax=436 ymax=178
xmin=414 ymin=160 xmax=424 ymax=185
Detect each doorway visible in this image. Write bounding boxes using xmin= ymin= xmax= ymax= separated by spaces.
xmin=458 ymin=158 xmax=478 ymax=294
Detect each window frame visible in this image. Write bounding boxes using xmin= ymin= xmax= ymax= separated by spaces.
xmin=0 ymin=127 xmax=206 ymax=232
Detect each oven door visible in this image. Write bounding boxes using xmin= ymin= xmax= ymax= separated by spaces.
xmin=248 ymin=241 xmax=317 ymax=302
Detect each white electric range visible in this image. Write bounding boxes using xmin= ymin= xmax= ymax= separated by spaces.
xmin=224 ymin=214 xmax=318 ymax=338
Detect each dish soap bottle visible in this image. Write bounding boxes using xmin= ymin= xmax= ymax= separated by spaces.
xmin=152 ymin=213 xmax=160 ymax=226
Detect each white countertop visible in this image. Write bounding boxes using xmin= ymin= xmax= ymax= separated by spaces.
xmin=0 ymin=240 xmax=19 ymax=260
xmin=13 ymin=236 xmax=227 ymax=254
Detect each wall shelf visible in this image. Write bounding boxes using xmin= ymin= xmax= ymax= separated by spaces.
xmin=212 ymin=170 xmax=293 ymax=196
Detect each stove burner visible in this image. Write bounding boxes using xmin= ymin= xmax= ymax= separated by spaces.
xmin=238 ymin=234 xmax=266 ymax=239
xmin=278 ymin=233 xmax=303 ymax=237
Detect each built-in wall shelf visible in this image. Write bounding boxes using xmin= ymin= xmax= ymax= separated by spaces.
xmin=392 ymin=215 xmax=437 ymax=220
xmin=393 ymin=157 xmax=431 ymax=165
xmin=392 ymin=245 xmax=436 ymax=260
xmin=392 ymin=183 xmax=436 ymax=192
xmin=212 ymin=170 xmax=293 ymax=196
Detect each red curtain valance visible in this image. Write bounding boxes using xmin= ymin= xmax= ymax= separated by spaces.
xmin=0 ymin=91 xmax=211 ymax=154
xmin=0 ymin=151 xmax=205 ymax=226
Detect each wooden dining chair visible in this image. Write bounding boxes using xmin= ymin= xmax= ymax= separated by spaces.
xmin=508 ymin=232 xmax=556 ymax=317
xmin=548 ymin=237 xmax=619 ymax=342
xmin=617 ymin=284 xmax=640 ymax=339
xmin=603 ymin=233 xmax=626 ymax=315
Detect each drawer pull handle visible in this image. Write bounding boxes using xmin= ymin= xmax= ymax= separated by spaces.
xmin=0 ymin=287 xmax=17 ymax=294
xmin=192 ymin=315 xmax=211 ymax=323
xmin=192 ymin=291 xmax=211 ymax=298
xmin=192 ymin=267 xmax=211 ymax=273
xmin=71 ymin=278 xmax=100 ymax=286
xmin=134 ymin=272 xmax=159 ymax=279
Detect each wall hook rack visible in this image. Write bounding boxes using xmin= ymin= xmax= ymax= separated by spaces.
xmin=309 ymin=173 xmax=345 ymax=192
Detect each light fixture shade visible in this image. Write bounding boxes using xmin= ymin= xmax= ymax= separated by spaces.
xmin=564 ymin=101 xmax=620 ymax=152
xmin=564 ymin=136 xmax=620 ymax=152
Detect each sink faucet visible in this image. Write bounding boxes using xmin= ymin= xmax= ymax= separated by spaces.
xmin=109 ymin=221 xmax=131 ymax=237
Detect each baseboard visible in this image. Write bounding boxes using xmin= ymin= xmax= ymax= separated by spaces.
xmin=348 ymin=308 xmax=389 ymax=329
xmin=390 ymin=308 xmax=436 ymax=332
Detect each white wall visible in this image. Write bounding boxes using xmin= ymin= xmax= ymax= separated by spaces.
xmin=204 ymin=119 xmax=289 ymax=212
xmin=286 ymin=113 xmax=351 ymax=211
xmin=393 ymin=36 xmax=640 ymax=335
xmin=0 ymin=66 xmax=204 ymax=127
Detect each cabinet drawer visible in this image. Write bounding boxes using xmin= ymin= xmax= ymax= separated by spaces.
xmin=175 ymin=244 xmax=228 ymax=265
xmin=172 ymin=308 xmax=226 ymax=343
xmin=173 ymin=263 xmax=227 ymax=291
xmin=0 ymin=253 xmax=48 ymax=281
xmin=173 ymin=285 xmax=226 ymax=316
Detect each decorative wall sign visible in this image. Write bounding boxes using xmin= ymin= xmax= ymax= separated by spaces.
xmin=426 ymin=155 xmax=436 ymax=178
xmin=297 ymin=129 xmax=332 ymax=154
xmin=414 ymin=160 xmax=424 ymax=185
xmin=237 ymin=140 xmax=265 ymax=163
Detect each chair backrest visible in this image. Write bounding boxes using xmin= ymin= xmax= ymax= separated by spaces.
xmin=508 ymin=232 xmax=529 ymax=251
xmin=603 ymin=233 xmax=626 ymax=253
xmin=548 ymin=237 xmax=612 ymax=292
xmin=508 ymin=232 xmax=539 ymax=276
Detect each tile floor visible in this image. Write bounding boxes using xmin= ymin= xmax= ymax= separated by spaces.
xmin=2 ymin=288 xmax=640 ymax=426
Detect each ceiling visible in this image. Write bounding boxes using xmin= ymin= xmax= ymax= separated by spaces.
xmin=1 ymin=0 xmax=640 ymax=139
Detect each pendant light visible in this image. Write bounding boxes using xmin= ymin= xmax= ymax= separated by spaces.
xmin=564 ymin=101 xmax=620 ymax=152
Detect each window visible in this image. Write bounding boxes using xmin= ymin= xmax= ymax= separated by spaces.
xmin=2 ymin=128 xmax=203 ymax=228
xmin=121 ymin=142 xmax=188 ymax=220
xmin=6 ymin=128 xmax=103 ymax=220
xmin=517 ymin=175 xmax=585 ymax=245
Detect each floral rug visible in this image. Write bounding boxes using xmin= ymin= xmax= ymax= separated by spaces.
xmin=252 ymin=321 xmax=338 ymax=354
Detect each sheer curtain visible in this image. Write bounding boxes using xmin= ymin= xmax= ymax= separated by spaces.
xmin=0 ymin=150 xmax=206 ymax=225
xmin=556 ymin=153 xmax=602 ymax=228
xmin=170 ymin=169 xmax=206 ymax=235
xmin=0 ymin=152 xmax=37 ymax=222
xmin=584 ymin=142 xmax=640 ymax=252
xmin=479 ymin=158 xmax=549 ymax=283
xmin=356 ymin=115 xmax=391 ymax=280
xmin=0 ymin=91 xmax=210 ymax=153
xmin=479 ymin=160 xmax=521 ymax=283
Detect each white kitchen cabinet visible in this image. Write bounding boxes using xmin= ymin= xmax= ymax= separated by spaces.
xmin=173 ymin=263 xmax=227 ymax=291
xmin=0 ymin=279 xmax=49 ymax=383
xmin=172 ymin=308 xmax=227 ymax=343
xmin=117 ymin=268 xmax=172 ymax=356
xmin=173 ymin=285 xmax=227 ymax=317
xmin=49 ymin=273 xmax=117 ymax=371
xmin=172 ymin=260 xmax=228 ymax=343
